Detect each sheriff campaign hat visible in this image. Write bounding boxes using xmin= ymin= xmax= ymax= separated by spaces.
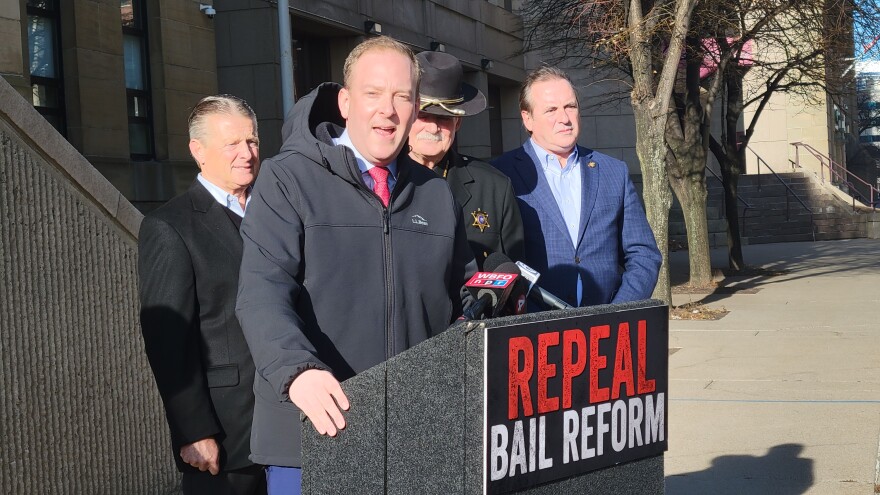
xmin=416 ymin=51 xmax=487 ymax=117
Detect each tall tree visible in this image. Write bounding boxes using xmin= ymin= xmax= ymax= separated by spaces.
xmin=705 ymin=0 xmax=877 ymax=271
xmin=522 ymin=0 xmax=880 ymax=286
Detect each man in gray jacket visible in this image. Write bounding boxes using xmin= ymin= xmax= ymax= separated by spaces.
xmin=235 ymin=36 xmax=476 ymax=493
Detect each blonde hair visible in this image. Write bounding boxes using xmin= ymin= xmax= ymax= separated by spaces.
xmin=342 ymin=36 xmax=421 ymax=88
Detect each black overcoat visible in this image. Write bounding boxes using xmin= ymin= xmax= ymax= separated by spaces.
xmin=138 ymin=180 xmax=257 ymax=472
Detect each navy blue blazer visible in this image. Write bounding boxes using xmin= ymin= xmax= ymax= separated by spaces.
xmin=492 ymin=143 xmax=661 ymax=307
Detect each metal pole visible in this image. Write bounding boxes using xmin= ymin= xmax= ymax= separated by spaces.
xmin=278 ymin=0 xmax=295 ymax=117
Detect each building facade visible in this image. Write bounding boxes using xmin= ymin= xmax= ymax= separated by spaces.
xmin=3 ymin=1 xmax=863 ymax=212
xmin=2 ymin=0 xmax=527 ymax=211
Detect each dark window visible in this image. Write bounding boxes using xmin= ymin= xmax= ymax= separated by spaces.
xmin=292 ymin=36 xmax=331 ymax=101
xmin=27 ymin=0 xmax=65 ymax=135
xmin=121 ymin=0 xmax=154 ymax=160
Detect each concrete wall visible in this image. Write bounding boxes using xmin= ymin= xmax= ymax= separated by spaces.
xmin=0 ymin=74 xmax=178 ymax=493
xmin=743 ymin=86 xmax=834 ymax=174
xmin=741 ymin=33 xmax=842 ymax=177
xmin=0 ymin=0 xmax=28 ymax=99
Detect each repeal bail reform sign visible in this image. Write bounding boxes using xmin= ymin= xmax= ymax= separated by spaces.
xmin=484 ymin=305 xmax=668 ymax=494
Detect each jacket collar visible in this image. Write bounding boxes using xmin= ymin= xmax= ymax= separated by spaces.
xmin=443 ymin=149 xmax=474 ymax=208
xmin=188 ymin=180 xmax=243 ymax=257
xmin=516 ymin=144 xmax=570 ymax=239
xmin=514 ymin=143 xmax=600 ymax=251
xmin=189 ymin=179 xmax=218 ymax=213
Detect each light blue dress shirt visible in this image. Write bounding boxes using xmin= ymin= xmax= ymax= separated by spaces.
xmin=528 ymin=139 xmax=584 ymax=305
xmin=196 ymin=174 xmax=251 ymax=217
xmin=332 ymin=129 xmax=398 ymax=193
xmin=528 ymin=139 xmax=582 ymax=245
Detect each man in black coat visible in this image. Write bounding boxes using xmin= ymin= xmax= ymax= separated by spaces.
xmin=408 ymin=51 xmax=524 ymax=269
xmin=138 ymin=95 xmax=266 ymax=495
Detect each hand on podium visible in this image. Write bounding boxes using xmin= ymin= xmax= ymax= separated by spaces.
xmin=290 ymin=369 xmax=351 ymax=436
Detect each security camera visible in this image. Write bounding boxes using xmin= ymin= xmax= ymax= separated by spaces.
xmin=199 ymin=4 xmax=216 ymax=18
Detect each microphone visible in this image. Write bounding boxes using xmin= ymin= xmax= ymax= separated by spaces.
xmin=499 ymin=276 xmax=529 ymax=316
xmin=476 ymin=253 xmax=528 ymax=317
xmin=514 ymin=260 xmax=574 ymax=310
xmin=460 ymin=255 xmax=521 ymax=320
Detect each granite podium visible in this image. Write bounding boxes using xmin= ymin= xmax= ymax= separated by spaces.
xmin=301 ymin=299 xmax=668 ymax=494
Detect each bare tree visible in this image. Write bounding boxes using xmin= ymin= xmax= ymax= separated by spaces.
xmin=521 ymin=0 xmax=880 ymax=291
xmin=704 ymin=0 xmax=880 ymax=271
xmin=668 ymin=0 xmax=831 ymax=279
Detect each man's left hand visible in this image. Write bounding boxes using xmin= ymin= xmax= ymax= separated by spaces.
xmin=180 ymin=437 xmax=220 ymax=475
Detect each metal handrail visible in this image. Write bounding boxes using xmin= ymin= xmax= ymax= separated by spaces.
xmin=704 ymin=166 xmax=753 ymax=236
xmin=791 ymin=141 xmax=878 ymax=210
xmin=746 ymin=146 xmax=816 ymax=241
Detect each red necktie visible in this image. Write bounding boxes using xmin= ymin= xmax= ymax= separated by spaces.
xmin=368 ymin=166 xmax=391 ymax=207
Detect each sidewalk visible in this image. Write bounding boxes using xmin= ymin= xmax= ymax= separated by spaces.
xmin=665 ymin=238 xmax=880 ymax=494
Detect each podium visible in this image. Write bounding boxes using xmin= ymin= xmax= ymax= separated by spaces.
xmin=302 ymin=300 xmax=668 ymax=494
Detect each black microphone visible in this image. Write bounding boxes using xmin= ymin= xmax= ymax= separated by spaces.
xmin=496 ymin=275 xmax=528 ymax=316
xmin=514 ymin=260 xmax=574 ymax=310
xmin=460 ymin=255 xmax=521 ymax=320
xmin=461 ymin=293 xmax=492 ymax=321
xmin=482 ymin=253 xmax=524 ymax=317
xmin=482 ymin=253 xmax=529 ymax=316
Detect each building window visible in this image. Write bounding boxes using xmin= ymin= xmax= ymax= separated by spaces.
xmin=292 ymin=36 xmax=331 ymax=101
xmin=121 ymin=0 xmax=154 ymax=160
xmin=27 ymin=0 xmax=65 ymax=135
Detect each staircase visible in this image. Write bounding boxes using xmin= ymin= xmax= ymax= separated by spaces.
xmin=669 ymin=171 xmax=867 ymax=247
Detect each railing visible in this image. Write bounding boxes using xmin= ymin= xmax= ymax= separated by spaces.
xmin=704 ymin=165 xmax=754 ymax=237
xmin=747 ymin=146 xmax=816 ymax=241
xmin=791 ymin=141 xmax=878 ymax=210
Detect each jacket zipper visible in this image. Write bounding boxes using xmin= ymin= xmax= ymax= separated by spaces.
xmin=339 ymin=149 xmax=395 ymax=358
xmin=383 ymin=208 xmax=393 ymax=359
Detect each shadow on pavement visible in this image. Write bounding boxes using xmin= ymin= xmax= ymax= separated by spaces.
xmin=669 ymin=239 xmax=880 ymax=306
xmin=665 ymin=443 xmax=813 ymax=495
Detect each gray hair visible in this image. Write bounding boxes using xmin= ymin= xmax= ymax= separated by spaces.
xmin=188 ymin=94 xmax=258 ymax=143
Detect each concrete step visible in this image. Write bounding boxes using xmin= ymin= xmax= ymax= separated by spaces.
xmin=744 ymin=232 xmax=817 ymax=244
xmin=666 ymin=170 xmax=869 ymax=245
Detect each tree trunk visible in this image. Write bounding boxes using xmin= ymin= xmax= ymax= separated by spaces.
xmin=666 ymin=38 xmax=713 ymax=286
xmin=668 ymin=167 xmax=712 ymax=285
xmin=720 ymin=156 xmax=744 ymax=271
xmin=720 ymin=72 xmax=745 ymax=271
xmin=633 ymin=108 xmax=673 ymax=306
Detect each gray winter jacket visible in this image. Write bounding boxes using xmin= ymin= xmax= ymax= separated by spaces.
xmin=236 ymin=82 xmax=476 ymax=466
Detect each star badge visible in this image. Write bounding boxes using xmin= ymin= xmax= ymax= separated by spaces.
xmin=471 ymin=209 xmax=490 ymax=233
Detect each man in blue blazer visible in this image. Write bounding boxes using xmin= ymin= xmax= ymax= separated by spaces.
xmin=492 ymin=66 xmax=661 ymax=308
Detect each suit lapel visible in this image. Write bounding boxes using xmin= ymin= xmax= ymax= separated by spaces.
xmin=515 ymin=145 xmax=570 ymax=240
xmin=189 ymin=181 xmax=243 ymax=260
xmin=575 ymin=147 xmax=598 ymax=250
xmin=445 ymin=150 xmax=473 ymax=209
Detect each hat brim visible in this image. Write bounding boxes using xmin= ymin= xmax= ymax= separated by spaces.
xmin=419 ymin=82 xmax=487 ymax=117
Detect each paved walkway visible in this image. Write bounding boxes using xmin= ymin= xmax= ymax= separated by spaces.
xmin=665 ymin=238 xmax=880 ymax=494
